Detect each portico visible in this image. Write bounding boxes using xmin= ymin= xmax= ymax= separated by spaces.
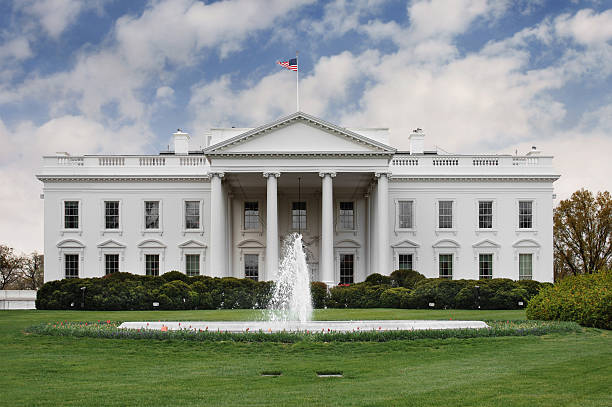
xmin=204 ymin=112 xmax=396 ymax=285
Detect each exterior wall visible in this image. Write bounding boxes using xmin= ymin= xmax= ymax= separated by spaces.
xmin=43 ymin=181 xmax=211 ymax=281
xmin=388 ymin=180 xmax=554 ymax=282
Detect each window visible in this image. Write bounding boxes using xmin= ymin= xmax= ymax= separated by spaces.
xmin=185 ymin=254 xmax=200 ymax=276
xmin=439 ymin=254 xmax=452 ymax=279
xmin=105 ymin=254 xmax=119 ymax=275
xmin=398 ymin=201 xmax=413 ymax=229
xmin=64 ymin=201 xmax=79 ymax=229
xmin=478 ymin=201 xmax=493 ymax=229
xmin=339 ymin=254 xmax=354 ymax=284
xmin=145 ymin=201 xmax=160 ymax=229
xmin=244 ymin=202 xmax=259 ymax=230
xmin=479 ymin=254 xmax=493 ymax=279
xmin=65 ymin=254 xmax=79 ymax=278
xmin=145 ymin=254 xmax=160 ymax=276
xmin=244 ymin=254 xmax=258 ymax=281
xmin=292 ymin=201 xmax=306 ymax=230
xmin=438 ymin=201 xmax=453 ymax=229
xmin=519 ymin=201 xmax=533 ymax=229
xmin=104 ymin=201 xmax=119 ymax=229
xmin=185 ymin=201 xmax=200 ymax=229
xmin=399 ymin=254 xmax=413 ymax=270
xmin=339 ymin=202 xmax=354 ymax=230
xmin=519 ymin=253 xmax=533 ymax=280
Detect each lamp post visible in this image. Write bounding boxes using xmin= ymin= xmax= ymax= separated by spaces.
xmin=80 ymin=286 xmax=86 ymax=309
xmin=474 ymin=285 xmax=480 ymax=309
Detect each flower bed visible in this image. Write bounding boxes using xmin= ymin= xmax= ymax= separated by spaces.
xmin=25 ymin=320 xmax=581 ymax=343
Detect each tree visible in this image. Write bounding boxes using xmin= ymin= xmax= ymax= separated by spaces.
xmin=0 ymin=245 xmax=24 ymax=289
xmin=21 ymin=253 xmax=44 ymax=290
xmin=554 ymin=189 xmax=612 ymax=280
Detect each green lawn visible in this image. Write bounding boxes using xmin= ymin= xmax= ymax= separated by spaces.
xmin=1 ymin=309 xmax=611 ymax=407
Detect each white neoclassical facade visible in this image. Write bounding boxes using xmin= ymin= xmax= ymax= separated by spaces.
xmin=37 ymin=112 xmax=559 ymax=284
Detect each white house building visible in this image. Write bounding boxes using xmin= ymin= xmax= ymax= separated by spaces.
xmin=37 ymin=112 xmax=559 ymax=284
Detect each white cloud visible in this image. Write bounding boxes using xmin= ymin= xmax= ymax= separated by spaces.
xmin=555 ymin=9 xmax=612 ymax=45
xmin=14 ymin=0 xmax=99 ymax=38
xmin=0 ymin=36 xmax=32 ymax=62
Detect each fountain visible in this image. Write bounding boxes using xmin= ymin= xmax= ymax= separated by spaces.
xmin=119 ymin=233 xmax=488 ymax=333
xmin=266 ymin=233 xmax=313 ymax=324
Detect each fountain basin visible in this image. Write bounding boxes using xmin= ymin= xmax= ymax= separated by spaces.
xmin=118 ymin=320 xmax=489 ymax=333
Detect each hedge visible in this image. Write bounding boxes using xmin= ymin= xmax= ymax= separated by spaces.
xmin=36 ymin=270 xmax=551 ymax=311
xmin=526 ymin=269 xmax=611 ymax=329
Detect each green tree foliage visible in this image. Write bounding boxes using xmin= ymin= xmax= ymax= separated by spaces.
xmin=554 ymin=189 xmax=612 ymax=280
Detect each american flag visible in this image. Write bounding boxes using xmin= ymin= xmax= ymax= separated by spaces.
xmin=277 ymin=58 xmax=298 ymax=71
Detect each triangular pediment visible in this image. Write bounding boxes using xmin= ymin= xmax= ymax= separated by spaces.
xmin=472 ymin=239 xmax=500 ymax=249
xmin=178 ymin=240 xmax=207 ymax=249
xmin=97 ymin=239 xmax=126 ymax=249
xmin=512 ymin=239 xmax=540 ymax=248
xmin=237 ymin=239 xmax=265 ymax=249
xmin=392 ymin=239 xmax=420 ymax=249
xmin=204 ymin=112 xmax=395 ymax=156
xmin=334 ymin=239 xmax=361 ymax=248
xmin=432 ymin=239 xmax=460 ymax=249
xmin=137 ymin=239 xmax=167 ymax=249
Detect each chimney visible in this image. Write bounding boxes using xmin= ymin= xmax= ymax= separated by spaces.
xmin=409 ymin=128 xmax=425 ymax=155
xmin=173 ymin=129 xmax=190 ymax=155
xmin=526 ymin=146 xmax=540 ymax=156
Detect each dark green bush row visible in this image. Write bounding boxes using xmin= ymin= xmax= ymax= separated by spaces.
xmin=325 ymin=270 xmax=550 ymax=310
xmin=25 ymin=320 xmax=582 ymax=343
xmin=36 ymin=271 xmax=274 ymax=310
xmin=36 ymin=269 xmax=550 ymax=311
xmin=526 ymin=269 xmax=611 ymax=329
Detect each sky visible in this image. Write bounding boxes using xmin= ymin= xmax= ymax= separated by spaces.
xmin=1 ymin=0 xmax=611 ymax=255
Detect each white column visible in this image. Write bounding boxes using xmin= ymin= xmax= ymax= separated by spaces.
xmin=264 ymin=172 xmax=280 ymax=281
xmin=319 ymin=172 xmax=335 ymax=286
xmin=210 ymin=172 xmax=226 ymax=277
xmin=376 ymin=172 xmax=390 ymax=275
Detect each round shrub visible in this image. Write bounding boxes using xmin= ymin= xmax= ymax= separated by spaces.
xmin=526 ymin=269 xmax=612 ymax=329
xmin=161 ymin=270 xmax=190 ymax=283
xmin=390 ymin=269 xmax=426 ymax=289
xmin=380 ymin=287 xmax=411 ymax=308
xmin=364 ymin=273 xmax=391 ymax=286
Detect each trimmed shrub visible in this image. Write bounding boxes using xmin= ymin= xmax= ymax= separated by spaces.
xmin=526 ymin=269 xmax=612 ymax=329
xmin=364 ymin=273 xmax=391 ymax=286
xmin=310 ymin=282 xmax=329 ymax=308
xmin=390 ymin=269 xmax=426 ymax=289
xmin=380 ymin=287 xmax=411 ymax=308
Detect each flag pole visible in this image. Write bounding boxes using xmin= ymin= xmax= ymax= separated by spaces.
xmin=296 ymin=51 xmax=299 ymax=112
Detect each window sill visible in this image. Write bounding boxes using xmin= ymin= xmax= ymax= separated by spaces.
xmin=182 ymin=229 xmax=204 ymax=236
xmin=101 ymin=229 xmax=123 ymax=236
xmin=141 ymin=229 xmax=163 ymax=236
xmin=475 ymin=229 xmax=497 ymax=235
xmin=435 ymin=229 xmax=457 ymax=236
xmin=61 ymin=229 xmax=82 ymax=236
xmin=515 ymin=229 xmax=537 ymax=235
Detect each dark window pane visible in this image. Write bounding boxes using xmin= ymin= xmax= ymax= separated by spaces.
xmin=439 ymin=254 xmax=452 ymax=279
xmin=105 ymin=201 xmax=119 ymax=229
xmin=185 ymin=201 xmax=200 ymax=229
xmin=479 ymin=254 xmax=493 ymax=279
xmin=519 ymin=201 xmax=533 ymax=229
xmin=478 ymin=201 xmax=492 ymax=229
xmin=186 ymin=254 xmax=200 ymax=276
xmin=145 ymin=201 xmax=159 ymax=229
xmin=244 ymin=202 xmax=259 ymax=230
xmin=438 ymin=201 xmax=452 ymax=229
xmin=339 ymin=202 xmax=354 ymax=230
xmin=64 ymin=201 xmax=79 ymax=229
xmin=65 ymin=254 xmax=79 ymax=278
xmin=340 ymin=254 xmax=354 ymax=284
xmin=105 ymin=254 xmax=119 ymax=275
xmin=145 ymin=254 xmax=159 ymax=276
xmin=244 ymin=254 xmax=258 ymax=281
xmin=292 ymin=201 xmax=306 ymax=230
xmin=399 ymin=254 xmax=413 ymax=270
xmin=398 ymin=201 xmax=413 ymax=229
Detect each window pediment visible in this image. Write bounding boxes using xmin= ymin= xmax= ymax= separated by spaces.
xmin=97 ymin=239 xmax=126 ymax=249
xmin=432 ymin=239 xmax=460 ymax=249
xmin=512 ymin=239 xmax=540 ymax=248
xmin=237 ymin=239 xmax=265 ymax=249
xmin=334 ymin=239 xmax=361 ymax=248
xmin=392 ymin=239 xmax=420 ymax=249
xmin=57 ymin=239 xmax=85 ymax=249
xmin=137 ymin=239 xmax=167 ymax=249
xmin=472 ymin=239 xmax=500 ymax=249
xmin=179 ymin=240 xmax=207 ymax=249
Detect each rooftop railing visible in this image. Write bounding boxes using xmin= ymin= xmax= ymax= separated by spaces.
xmin=44 ymin=155 xmax=208 ymax=168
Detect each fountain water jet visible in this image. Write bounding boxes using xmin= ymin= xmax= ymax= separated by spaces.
xmin=266 ymin=233 xmax=312 ymax=323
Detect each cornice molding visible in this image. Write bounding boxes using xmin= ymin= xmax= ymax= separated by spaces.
xmin=205 ymin=151 xmax=394 ymax=158
xmin=390 ymin=176 xmax=560 ymax=182
xmin=37 ymin=175 xmax=211 ymax=183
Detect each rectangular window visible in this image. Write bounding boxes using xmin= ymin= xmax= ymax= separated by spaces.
xmin=398 ymin=201 xmax=413 ymax=229
xmin=65 ymin=254 xmax=79 ymax=279
xmin=292 ymin=201 xmax=307 ymax=230
xmin=438 ymin=201 xmax=453 ymax=229
xmin=478 ymin=201 xmax=493 ymax=229
xmin=479 ymin=254 xmax=493 ymax=279
xmin=398 ymin=254 xmax=413 ymax=270
xmin=145 ymin=254 xmax=159 ymax=276
xmin=104 ymin=201 xmax=119 ymax=229
xmin=439 ymin=254 xmax=452 ymax=279
xmin=144 ymin=201 xmax=160 ymax=229
xmin=244 ymin=254 xmax=258 ymax=281
xmin=185 ymin=254 xmax=200 ymax=277
xmin=244 ymin=202 xmax=259 ymax=230
xmin=519 ymin=201 xmax=533 ymax=229
xmin=64 ymin=201 xmax=79 ymax=229
xmin=340 ymin=254 xmax=354 ymax=284
xmin=105 ymin=254 xmax=119 ymax=275
xmin=339 ymin=202 xmax=355 ymax=230
xmin=519 ymin=253 xmax=533 ymax=280
xmin=185 ymin=201 xmax=200 ymax=229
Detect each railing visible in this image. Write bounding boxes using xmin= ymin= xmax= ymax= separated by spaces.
xmin=392 ymin=157 xmax=419 ymax=166
xmin=98 ymin=157 xmax=125 ymax=166
xmin=472 ymin=158 xmax=498 ymax=166
xmin=180 ymin=156 xmax=207 ymax=166
xmin=512 ymin=157 xmax=539 ymax=166
xmin=139 ymin=157 xmax=166 ymax=166
xmin=57 ymin=157 xmax=84 ymax=166
xmin=47 ymin=155 xmax=208 ymax=168
xmin=432 ymin=158 xmax=459 ymax=166
xmin=391 ymin=154 xmax=548 ymax=168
